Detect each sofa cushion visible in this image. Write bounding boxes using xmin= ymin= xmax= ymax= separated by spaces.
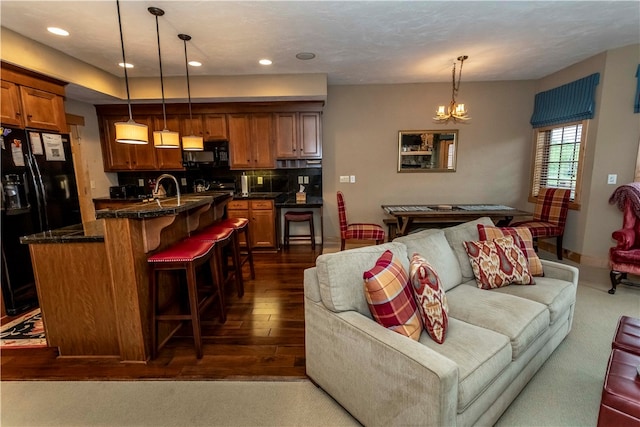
xmin=464 ymin=235 xmax=535 ymax=289
xmin=444 ymin=217 xmax=496 ymax=281
xmin=477 ymin=224 xmax=543 ymax=276
xmin=316 ymin=242 xmax=409 ymax=315
xmin=363 ymin=250 xmax=423 ymax=341
xmin=492 ymin=276 xmax=576 ymax=325
xmin=420 ymin=317 xmax=511 ymax=412
xmin=393 ymin=229 xmax=463 ymax=291
xmin=409 ymin=254 xmax=449 ymax=344
xmin=446 ymin=282 xmax=550 ymax=359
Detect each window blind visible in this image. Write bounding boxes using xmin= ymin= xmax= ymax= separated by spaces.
xmin=635 ymin=64 xmax=640 ymax=114
xmin=530 ymin=73 xmax=600 ymax=128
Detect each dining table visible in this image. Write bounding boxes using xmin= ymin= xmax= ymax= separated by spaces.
xmin=381 ymin=204 xmax=532 ymax=237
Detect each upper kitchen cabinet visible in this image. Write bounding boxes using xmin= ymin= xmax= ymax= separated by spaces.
xmin=180 ymin=114 xmax=228 ymax=141
xmin=274 ymin=112 xmax=322 ymax=160
xmin=153 ymin=115 xmax=184 ymax=170
xmin=228 ymin=113 xmax=274 ymax=169
xmin=1 ymin=62 xmax=67 ymax=132
xmin=99 ymin=115 xmax=158 ymax=171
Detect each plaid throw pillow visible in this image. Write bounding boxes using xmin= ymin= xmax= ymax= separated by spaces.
xmin=464 ymin=235 xmax=535 ymax=289
xmin=363 ymin=250 xmax=422 ymax=341
xmin=409 ymin=254 xmax=449 ymax=344
xmin=477 ymin=224 xmax=543 ymax=276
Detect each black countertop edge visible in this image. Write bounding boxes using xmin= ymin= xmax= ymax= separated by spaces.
xmin=95 ymin=193 xmax=232 ymax=219
xmin=275 ymin=196 xmax=323 ymax=208
xmin=20 ymin=220 xmax=106 ymax=244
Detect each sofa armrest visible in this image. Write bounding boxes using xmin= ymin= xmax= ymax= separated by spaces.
xmin=612 ymin=228 xmax=635 ymax=250
xmin=305 ymin=298 xmax=459 ymax=426
xmin=540 ymin=259 xmax=579 ymax=286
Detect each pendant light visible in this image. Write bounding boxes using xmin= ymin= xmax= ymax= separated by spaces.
xmin=149 ymin=6 xmax=180 ymax=148
xmin=178 ymin=34 xmax=204 ymax=151
xmin=433 ymin=55 xmax=471 ymax=124
xmin=114 ymin=0 xmax=148 ymax=144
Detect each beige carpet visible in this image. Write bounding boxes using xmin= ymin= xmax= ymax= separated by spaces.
xmin=2 ymin=253 xmax=639 ymax=427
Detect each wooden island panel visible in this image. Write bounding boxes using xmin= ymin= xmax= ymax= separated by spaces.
xmin=29 ymin=241 xmax=119 ymax=357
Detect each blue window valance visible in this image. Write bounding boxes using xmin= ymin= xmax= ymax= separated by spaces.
xmin=530 ymin=73 xmax=600 ymax=128
xmin=635 ymin=64 xmax=640 ymax=114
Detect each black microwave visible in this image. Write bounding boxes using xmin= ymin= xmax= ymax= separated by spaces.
xmin=183 ymin=141 xmax=229 ymax=168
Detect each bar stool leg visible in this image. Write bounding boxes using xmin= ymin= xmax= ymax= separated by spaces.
xmin=186 ymin=263 xmax=203 ymax=359
xmin=150 ymin=267 xmax=159 ymax=360
xmin=230 ymin=230 xmax=245 ymax=298
xmin=242 ymin=225 xmax=256 ymax=279
xmin=284 ymin=218 xmax=290 ymax=249
xmin=309 ymin=215 xmax=316 ymax=250
xmin=210 ymin=248 xmax=227 ymax=323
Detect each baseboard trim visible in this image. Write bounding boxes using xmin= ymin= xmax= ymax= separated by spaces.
xmin=537 ymin=241 xmax=609 ymax=268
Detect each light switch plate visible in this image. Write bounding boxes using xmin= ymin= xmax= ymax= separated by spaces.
xmin=257 ymin=176 xmax=263 ymax=185
xmin=607 ymin=174 xmax=617 ymax=185
xmin=339 ymin=176 xmax=349 ymax=183
xmin=350 ymin=175 xmax=356 ymax=183
xmin=303 ymin=176 xmax=309 ymax=184
xmin=298 ymin=176 xmax=304 ymax=184
xmin=138 ymin=179 xmax=144 ymax=187
xmin=181 ymin=178 xmax=187 ymax=186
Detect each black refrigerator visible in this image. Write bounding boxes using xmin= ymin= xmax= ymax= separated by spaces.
xmin=1 ymin=126 xmax=81 ymax=315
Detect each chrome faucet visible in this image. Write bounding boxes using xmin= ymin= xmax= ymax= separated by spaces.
xmin=154 ymin=174 xmax=181 ymax=206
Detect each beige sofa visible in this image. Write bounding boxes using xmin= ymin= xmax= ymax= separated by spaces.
xmin=304 ymin=218 xmax=578 ymax=426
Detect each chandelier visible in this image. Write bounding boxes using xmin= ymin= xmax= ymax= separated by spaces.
xmin=434 ymin=55 xmax=470 ymax=124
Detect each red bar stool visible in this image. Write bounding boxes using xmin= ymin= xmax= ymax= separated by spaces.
xmin=148 ymin=238 xmax=225 ymax=359
xmin=217 ymin=217 xmax=255 ymax=281
xmin=191 ymin=224 xmax=244 ymax=298
xmin=284 ymin=211 xmax=315 ymax=249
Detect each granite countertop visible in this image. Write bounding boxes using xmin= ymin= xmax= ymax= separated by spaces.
xmin=95 ymin=192 xmax=232 ymax=219
xmin=275 ymin=195 xmax=323 ymax=207
xmin=20 ymin=220 xmax=105 ymax=244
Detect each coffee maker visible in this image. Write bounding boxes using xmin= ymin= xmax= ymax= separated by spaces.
xmin=2 ymin=173 xmax=29 ymax=210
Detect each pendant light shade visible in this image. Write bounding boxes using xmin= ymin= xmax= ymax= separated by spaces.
xmin=149 ymin=6 xmax=180 ymax=148
xmin=178 ymin=33 xmax=203 ymax=151
xmin=114 ymin=0 xmax=148 ymax=144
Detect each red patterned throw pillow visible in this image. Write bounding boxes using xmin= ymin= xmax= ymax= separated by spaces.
xmin=477 ymin=224 xmax=543 ymax=276
xmin=363 ymin=250 xmax=422 ymax=341
xmin=409 ymin=254 xmax=449 ymax=344
xmin=464 ymin=235 xmax=535 ymax=289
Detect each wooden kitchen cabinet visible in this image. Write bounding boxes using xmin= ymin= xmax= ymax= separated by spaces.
xmin=19 ymin=86 xmax=66 ymax=132
xmin=153 ymin=115 xmax=184 ymax=170
xmin=228 ymin=113 xmax=274 ymax=169
xmin=1 ymin=80 xmax=23 ymax=127
xmin=227 ymin=199 xmax=276 ymax=249
xmin=181 ymin=113 xmax=228 ymax=141
xmin=1 ymin=63 xmax=67 ymax=132
xmin=274 ymin=112 xmax=321 ymax=159
xmin=100 ymin=116 xmax=158 ymax=171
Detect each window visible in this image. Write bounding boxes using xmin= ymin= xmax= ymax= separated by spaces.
xmin=530 ymin=120 xmax=586 ymax=207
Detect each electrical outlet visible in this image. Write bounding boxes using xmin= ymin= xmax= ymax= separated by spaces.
xmin=90 ymin=180 xmax=96 ymax=189
xmin=138 ymin=179 xmax=144 ymax=187
xmin=181 ymin=178 xmax=187 ymax=186
xmin=303 ymin=176 xmax=309 ymax=184
xmin=350 ymin=175 xmax=356 ymax=183
xmin=257 ymin=176 xmax=263 ymax=185
xmin=607 ymin=174 xmax=617 ymax=185
xmin=339 ymin=176 xmax=349 ymax=183
xmin=298 ymin=176 xmax=304 ymax=184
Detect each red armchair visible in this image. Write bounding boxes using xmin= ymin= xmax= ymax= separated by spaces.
xmin=608 ymin=183 xmax=640 ymax=294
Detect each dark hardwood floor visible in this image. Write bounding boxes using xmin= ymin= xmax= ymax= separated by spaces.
xmin=0 ymin=245 xmax=322 ymax=381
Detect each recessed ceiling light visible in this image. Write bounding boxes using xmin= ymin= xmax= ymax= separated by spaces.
xmin=118 ymin=62 xmax=134 ymax=69
xmin=296 ymin=52 xmax=316 ymax=60
xmin=188 ymin=60 xmax=202 ymax=67
xmin=259 ymin=59 xmax=272 ymax=66
xmin=47 ymin=27 xmax=69 ymax=36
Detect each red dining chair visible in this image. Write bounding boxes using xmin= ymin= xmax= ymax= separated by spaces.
xmin=337 ymin=191 xmax=385 ymax=251
xmin=510 ymin=187 xmax=571 ymax=260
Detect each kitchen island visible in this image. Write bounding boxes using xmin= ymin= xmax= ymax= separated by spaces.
xmin=21 ymin=192 xmax=232 ymax=362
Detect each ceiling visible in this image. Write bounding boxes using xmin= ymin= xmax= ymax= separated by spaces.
xmin=1 ymin=1 xmax=639 ymax=102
